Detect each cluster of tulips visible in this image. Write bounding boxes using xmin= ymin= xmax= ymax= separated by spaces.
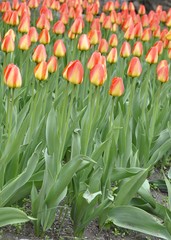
xmin=0 ymin=0 xmax=171 ymax=238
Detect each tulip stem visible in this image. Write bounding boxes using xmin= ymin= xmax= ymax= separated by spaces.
xmin=7 ymin=88 xmax=14 ymax=139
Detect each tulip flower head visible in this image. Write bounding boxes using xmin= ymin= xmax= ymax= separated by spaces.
xmin=77 ymin=34 xmax=90 ymax=51
xmin=127 ymin=57 xmax=142 ymax=77
xmin=4 ymin=64 xmax=22 ymax=88
xmin=132 ymin=41 xmax=143 ymax=57
xmin=32 ymin=44 xmax=47 ymax=63
xmin=120 ymin=41 xmax=131 ymax=58
xmin=90 ymin=63 xmax=107 ymax=86
xmin=18 ymin=34 xmax=31 ymax=51
xmin=34 ymin=61 xmax=48 ymax=81
xmin=53 ymin=39 xmax=66 ymax=57
xmin=47 ymin=56 xmax=58 ymax=73
xmin=107 ymin=48 xmax=117 ymax=63
xmin=109 ymin=77 xmax=124 ymax=97
xmin=63 ymin=60 xmax=84 ymax=84
xmin=1 ymin=35 xmax=15 ymax=53
xmin=145 ymin=46 xmax=158 ymax=64
xmin=156 ymin=60 xmax=169 ymax=83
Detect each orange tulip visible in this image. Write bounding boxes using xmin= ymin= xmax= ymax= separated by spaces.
xmin=47 ymin=56 xmax=58 ymax=73
xmin=153 ymin=41 xmax=163 ymax=55
xmin=18 ymin=34 xmax=31 ymax=51
xmin=91 ymin=18 xmax=101 ymax=31
xmin=138 ymin=4 xmax=146 ymax=15
xmin=77 ymin=34 xmax=90 ymax=51
xmin=32 ymin=44 xmax=47 ymax=63
xmin=4 ymin=29 xmax=16 ymax=41
xmin=70 ymin=17 xmax=84 ymax=34
xmin=36 ymin=14 xmax=50 ymax=30
xmin=87 ymin=51 xmax=104 ymax=70
xmin=28 ymin=0 xmax=39 ymax=8
xmin=107 ymin=48 xmax=117 ymax=63
xmin=1 ymin=35 xmax=15 ymax=53
xmin=53 ymin=20 xmax=65 ymax=35
xmin=53 ymin=39 xmax=66 ymax=57
xmin=141 ymin=14 xmax=149 ymax=27
xmin=18 ymin=14 xmax=30 ymax=33
xmin=120 ymin=41 xmax=131 ymax=58
xmin=109 ymin=77 xmax=124 ymax=96
xmin=90 ymin=63 xmax=107 ymax=86
xmin=124 ymin=25 xmax=135 ymax=40
xmin=28 ymin=27 xmax=38 ymax=43
xmin=12 ymin=0 xmax=19 ymax=10
xmin=34 ymin=61 xmax=48 ymax=81
xmin=141 ymin=28 xmax=151 ymax=42
xmin=63 ymin=60 xmax=84 ymax=84
xmin=38 ymin=29 xmax=50 ymax=45
xmin=4 ymin=64 xmax=22 ymax=88
xmin=156 ymin=60 xmax=169 ymax=82
xmin=108 ymin=34 xmax=118 ymax=47
xmin=127 ymin=57 xmax=142 ymax=77
xmin=102 ymin=16 xmax=112 ymax=29
xmin=132 ymin=41 xmax=143 ymax=57
xmin=98 ymin=38 xmax=109 ymax=53
xmin=145 ymin=46 xmax=158 ymax=64
xmin=88 ymin=29 xmax=101 ymax=45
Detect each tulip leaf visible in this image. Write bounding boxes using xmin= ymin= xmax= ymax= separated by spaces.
xmin=0 ymin=207 xmax=35 ymax=227
xmin=107 ymin=206 xmax=171 ymax=240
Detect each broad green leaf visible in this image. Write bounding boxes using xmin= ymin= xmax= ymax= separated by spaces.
xmin=0 ymin=207 xmax=34 ymax=227
xmin=112 ymin=167 xmax=143 ymax=182
xmin=107 ymin=206 xmax=171 ymax=240
xmin=115 ymin=168 xmax=149 ymax=206
xmin=46 ymin=107 xmax=57 ymax=155
xmin=164 ymin=175 xmax=171 ymax=210
xmin=138 ymin=180 xmax=156 ymax=208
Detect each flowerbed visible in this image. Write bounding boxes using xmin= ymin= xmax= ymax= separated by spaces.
xmin=0 ymin=0 xmax=171 ymax=239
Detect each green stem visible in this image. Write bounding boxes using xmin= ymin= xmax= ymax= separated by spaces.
xmin=7 ymin=88 xmax=14 ymax=139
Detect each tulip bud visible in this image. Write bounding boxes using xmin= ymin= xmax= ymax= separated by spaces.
xmin=153 ymin=40 xmax=163 ymax=55
xmin=77 ymin=34 xmax=90 ymax=51
xmin=109 ymin=77 xmax=124 ymax=96
xmin=34 ymin=61 xmax=48 ymax=80
xmin=127 ymin=57 xmax=142 ymax=77
xmin=47 ymin=56 xmax=58 ymax=73
xmin=124 ymin=25 xmax=135 ymax=40
xmin=90 ymin=63 xmax=107 ymax=86
xmin=1 ymin=35 xmax=15 ymax=53
xmin=107 ymin=48 xmax=117 ymax=63
xmin=36 ymin=14 xmax=50 ymax=30
xmin=63 ymin=60 xmax=84 ymax=84
xmin=38 ymin=29 xmax=50 ymax=45
xmin=4 ymin=64 xmax=22 ymax=88
xmin=18 ymin=34 xmax=31 ymax=51
xmin=98 ymin=38 xmax=109 ymax=53
xmin=28 ymin=0 xmax=39 ymax=8
xmin=141 ymin=28 xmax=152 ymax=42
xmin=108 ymin=34 xmax=118 ymax=47
xmin=53 ymin=39 xmax=66 ymax=57
xmin=32 ymin=44 xmax=47 ymax=63
xmin=70 ymin=17 xmax=84 ymax=34
xmin=18 ymin=14 xmax=30 ymax=33
xmin=138 ymin=4 xmax=146 ymax=15
xmin=156 ymin=60 xmax=169 ymax=83
xmin=132 ymin=41 xmax=143 ymax=57
xmin=53 ymin=20 xmax=65 ymax=35
xmin=102 ymin=16 xmax=112 ymax=29
xmin=120 ymin=41 xmax=131 ymax=58
xmin=87 ymin=51 xmax=103 ymax=69
xmin=28 ymin=27 xmax=38 ymax=43
xmin=4 ymin=29 xmax=16 ymax=41
xmin=145 ymin=46 xmax=158 ymax=64
xmin=88 ymin=29 xmax=101 ymax=45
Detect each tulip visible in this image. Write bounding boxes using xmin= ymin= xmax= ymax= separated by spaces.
xmin=109 ymin=77 xmax=124 ymax=96
xmin=127 ymin=57 xmax=142 ymax=77
xmin=18 ymin=34 xmax=31 ymax=51
xmin=70 ymin=17 xmax=84 ymax=34
xmin=110 ymin=10 xmax=117 ymax=23
xmin=141 ymin=28 xmax=152 ymax=42
xmin=4 ymin=64 xmax=22 ymax=88
xmin=98 ymin=38 xmax=109 ymax=53
xmin=134 ymin=22 xmax=143 ymax=38
xmin=36 ymin=14 xmax=50 ymax=30
xmin=132 ymin=41 xmax=143 ymax=57
xmin=28 ymin=27 xmax=38 ymax=43
xmin=124 ymin=25 xmax=135 ymax=40
xmin=47 ymin=56 xmax=58 ymax=73
xmin=53 ymin=39 xmax=66 ymax=57
xmin=32 ymin=44 xmax=47 ymax=63
xmin=34 ymin=61 xmax=48 ymax=81
xmin=107 ymin=48 xmax=117 ymax=63
xmin=88 ymin=29 xmax=101 ymax=45
xmin=102 ymin=16 xmax=112 ymax=29
xmin=87 ymin=51 xmax=103 ymax=69
xmin=4 ymin=29 xmax=16 ymax=41
xmin=60 ymin=13 xmax=69 ymax=25
xmin=68 ymin=30 xmax=76 ymax=39
xmin=153 ymin=41 xmax=163 ymax=55
xmin=12 ymin=0 xmax=19 ymax=10
xmin=120 ymin=41 xmax=131 ymax=58
xmin=145 ymin=46 xmax=158 ymax=64
xmin=40 ymin=5 xmax=53 ymax=21
xmin=108 ymin=34 xmax=118 ymax=47
xmin=53 ymin=21 xmax=65 ymax=35
xmin=141 ymin=14 xmax=149 ymax=27
xmin=9 ymin=10 xmax=19 ymax=26
xmin=18 ymin=14 xmax=30 ymax=33
xmin=156 ymin=60 xmax=169 ymax=83
xmin=63 ymin=60 xmax=84 ymax=84
xmin=77 ymin=34 xmax=90 ymax=51
xmin=89 ymin=63 xmax=107 ymax=86
xmin=38 ymin=29 xmax=50 ymax=45
xmin=28 ymin=0 xmax=39 ymax=8
xmin=138 ymin=4 xmax=146 ymax=15
xmin=1 ymin=35 xmax=15 ymax=53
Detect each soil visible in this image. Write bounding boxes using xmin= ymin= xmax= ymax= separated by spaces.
xmin=0 ymin=169 xmax=168 ymax=240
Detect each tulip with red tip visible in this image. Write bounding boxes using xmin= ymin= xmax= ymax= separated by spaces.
xmin=109 ymin=77 xmax=124 ymax=96
xmin=108 ymin=34 xmax=118 ymax=47
xmin=156 ymin=60 xmax=169 ymax=83
xmin=1 ymin=35 xmax=15 ymax=53
xmin=98 ymin=38 xmax=108 ymax=53
xmin=34 ymin=61 xmax=48 ymax=81
xmin=132 ymin=41 xmax=143 ymax=57
xmin=63 ymin=60 xmax=84 ymax=84
xmin=32 ymin=44 xmax=47 ymax=63
xmin=127 ymin=57 xmax=142 ymax=77
xmin=47 ymin=56 xmax=58 ymax=74
xmin=4 ymin=64 xmax=22 ymax=88
xmin=90 ymin=63 xmax=107 ymax=86
xmin=53 ymin=39 xmax=66 ymax=58
xmin=28 ymin=27 xmax=38 ymax=43
xmin=145 ymin=46 xmax=158 ymax=64
xmin=107 ymin=48 xmax=117 ymax=63
xmin=38 ymin=29 xmax=50 ymax=45
xmin=77 ymin=34 xmax=90 ymax=51
xmin=120 ymin=41 xmax=131 ymax=58
xmin=18 ymin=34 xmax=31 ymax=51
xmin=53 ymin=21 xmax=65 ymax=35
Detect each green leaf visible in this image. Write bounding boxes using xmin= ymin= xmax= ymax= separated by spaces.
xmin=46 ymin=108 xmax=57 ymax=155
xmin=115 ymin=168 xmax=149 ymax=206
xmin=0 ymin=207 xmax=34 ymax=227
xmin=164 ymin=175 xmax=171 ymax=211
xmin=107 ymin=206 xmax=171 ymax=239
